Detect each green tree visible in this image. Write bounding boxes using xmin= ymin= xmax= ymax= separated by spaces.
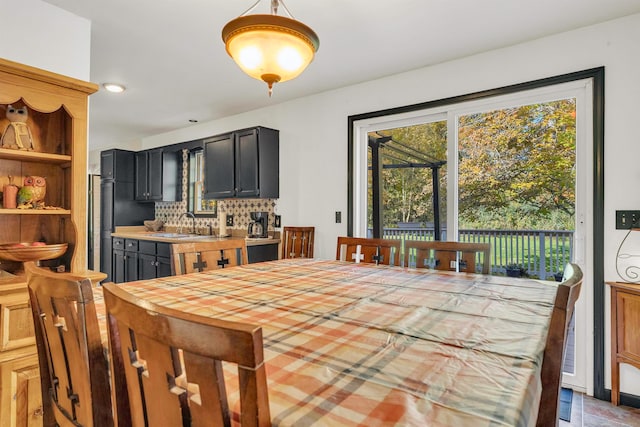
xmin=369 ymin=98 xmax=576 ymax=231
xmin=458 ymin=99 xmax=576 ymax=227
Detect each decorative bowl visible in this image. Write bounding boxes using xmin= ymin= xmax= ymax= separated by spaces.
xmin=0 ymin=242 xmax=68 ymax=262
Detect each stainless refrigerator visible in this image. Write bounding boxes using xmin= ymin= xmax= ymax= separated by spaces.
xmin=100 ymin=149 xmax=154 ymax=282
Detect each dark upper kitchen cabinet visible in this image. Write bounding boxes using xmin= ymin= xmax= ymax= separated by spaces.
xmin=203 ymin=126 xmax=279 ymax=199
xmin=135 ymin=148 xmax=180 ymax=202
xmin=235 ymin=128 xmax=261 ymax=198
xmin=101 ymin=148 xmax=135 ymax=181
xmin=203 ymin=133 xmax=235 ymax=198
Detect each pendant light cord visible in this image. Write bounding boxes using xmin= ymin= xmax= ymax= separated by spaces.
xmin=239 ymin=0 xmax=294 ymax=18
xmin=240 ymin=0 xmax=261 ymax=16
xmin=278 ymin=0 xmax=295 ymax=18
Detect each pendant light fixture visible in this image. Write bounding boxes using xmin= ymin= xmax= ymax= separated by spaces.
xmin=222 ymin=0 xmax=319 ymax=96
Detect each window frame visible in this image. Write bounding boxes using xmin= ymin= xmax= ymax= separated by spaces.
xmin=188 ymin=149 xmax=217 ymax=218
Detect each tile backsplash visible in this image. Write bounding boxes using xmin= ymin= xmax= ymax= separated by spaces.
xmin=155 ymin=149 xmax=277 ymax=234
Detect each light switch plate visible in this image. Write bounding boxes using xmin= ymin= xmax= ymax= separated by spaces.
xmin=274 ymin=215 xmax=281 ymax=228
xmin=616 ymin=210 xmax=640 ymax=229
xmin=226 ymin=214 xmax=234 ymax=227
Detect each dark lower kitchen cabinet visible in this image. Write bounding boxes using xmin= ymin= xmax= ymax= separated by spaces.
xmin=138 ymin=241 xmax=172 ymax=280
xmin=135 ymin=148 xmax=180 ymax=202
xmin=113 ymin=238 xmax=172 ymax=283
xmin=112 ymin=249 xmax=138 ymax=283
xmin=113 ymin=238 xmax=139 ymax=283
xmin=112 ymin=238 xmax=278 ymax=282
xmin=203 ymin=126 xmax=279 ymax=199
xmin=247 ymin=243 xmax=279 ymax=263
xmin=112 ymin=249 xmax=124 ymax=282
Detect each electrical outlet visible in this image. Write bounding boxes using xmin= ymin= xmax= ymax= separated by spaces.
xmin=616 ymin=210 xmax=640 ymax=229
xmin=274 ymin=215 xmax=281 ymax=228
xmin=226 ymin=214 xmax=234 ymax=227
xmin=335 ymin=211 xmax=342 ymax=223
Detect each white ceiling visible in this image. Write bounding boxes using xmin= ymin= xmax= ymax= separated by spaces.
xmin=42 ymin=0 xmax=640 ymax=150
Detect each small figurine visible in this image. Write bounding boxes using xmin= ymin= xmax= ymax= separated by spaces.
xmin=17 ymin=176 xmax=46 ymax=209
xmin=3 ymin=176 xmax=18 ymax=209
xmin=1 ymin=105 xmax=35 ymax=150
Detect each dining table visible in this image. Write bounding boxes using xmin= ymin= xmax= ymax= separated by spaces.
xmin=92 ymin=258 xmax=559 ymax=427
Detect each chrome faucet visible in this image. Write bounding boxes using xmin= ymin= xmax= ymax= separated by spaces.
xmin=177 ymin=211 xmax=196 ymax=234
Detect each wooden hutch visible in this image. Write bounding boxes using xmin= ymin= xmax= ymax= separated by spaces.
xmin=0 ymin=58 xmax=97 ymax=426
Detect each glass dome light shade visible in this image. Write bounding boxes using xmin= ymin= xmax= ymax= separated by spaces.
xmin=222 ymin=14 xmax=319 ymax=91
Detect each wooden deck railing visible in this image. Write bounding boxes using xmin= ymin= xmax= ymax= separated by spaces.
xmin=372 ymin=227 xmax=574 ymax=280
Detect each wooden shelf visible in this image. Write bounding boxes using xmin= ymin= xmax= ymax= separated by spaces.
xmin=0 ymin=148 xmax=71 ymax=164
xmin=608 ymin=281 xmax=640 ymax=406
xmin=0 ymin=57 xmax=98 ymax=427
xmin=0 ymin=208 xmax=70 ymax=215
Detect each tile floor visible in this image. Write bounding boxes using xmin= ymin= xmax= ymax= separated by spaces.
xmin=559 ymin=393 xmax=640 ymax=426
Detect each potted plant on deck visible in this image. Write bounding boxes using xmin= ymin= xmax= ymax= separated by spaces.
xmin=505 ymin=264 xmax=527 ymax=278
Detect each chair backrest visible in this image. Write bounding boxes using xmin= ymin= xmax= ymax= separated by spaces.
xmin=536 ymin=263 xmax=583 ymax=427
xmin=102 ymin=283 xmax=271 ymax=427
xmin=281 ymin=226 xmax=315 ymax=259
xmin=404 ymin=240 xmax=491 ymax=274
xmin=171 ymin=239 xmax=248 ymax=275
xmin=336 ymin=236 xmax=402 ymax=266
xmin=25 ymin=262 xmax=113 ymax=427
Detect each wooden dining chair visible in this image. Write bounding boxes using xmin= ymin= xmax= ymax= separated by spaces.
xmin=171 ymin=239 xmax=248 ymax=275
xmin=536 ymin=263 xmax=583 ymax=427
xmin=281 ymin=226 xmax=315 ymax=259
xmin=102 ymin=282 xmax=271 ymax=427
xmin=404 ymin=240 xmax=491 ymax=274
xmin=336 ymin=236 xmax=402 ymax=266
xmin=25 ymin=262 xmax=114 ymax=427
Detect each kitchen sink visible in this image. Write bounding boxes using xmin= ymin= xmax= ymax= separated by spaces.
xmin=147 ymin=232 xmax=191 ymax=238
xmin=147 ymin=233 xmax=213 ymax=239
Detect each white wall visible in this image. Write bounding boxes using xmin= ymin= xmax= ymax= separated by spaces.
xmin=139 ymin=13 xmax=640 ymax=398
xmin=0 ymin=0 xmax=90 ymax=80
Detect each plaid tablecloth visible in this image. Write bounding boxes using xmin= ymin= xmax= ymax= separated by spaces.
xmin=94 ymin=258 xmax=558 ymax=427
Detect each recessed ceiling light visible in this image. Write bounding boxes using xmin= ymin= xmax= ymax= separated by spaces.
xmin=103 ymin=83 xmax=126 ymax=93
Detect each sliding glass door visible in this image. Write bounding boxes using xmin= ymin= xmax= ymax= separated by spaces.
xmin=353 ymin=78 xmax=593 ymax=391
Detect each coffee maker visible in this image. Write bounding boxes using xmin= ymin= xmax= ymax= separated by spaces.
xmin=248 ymin=211 xmax=269 ymax=238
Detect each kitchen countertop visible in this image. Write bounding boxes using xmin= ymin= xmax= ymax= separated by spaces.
xmin=111 ymin=228 xmax=280 ymax=246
